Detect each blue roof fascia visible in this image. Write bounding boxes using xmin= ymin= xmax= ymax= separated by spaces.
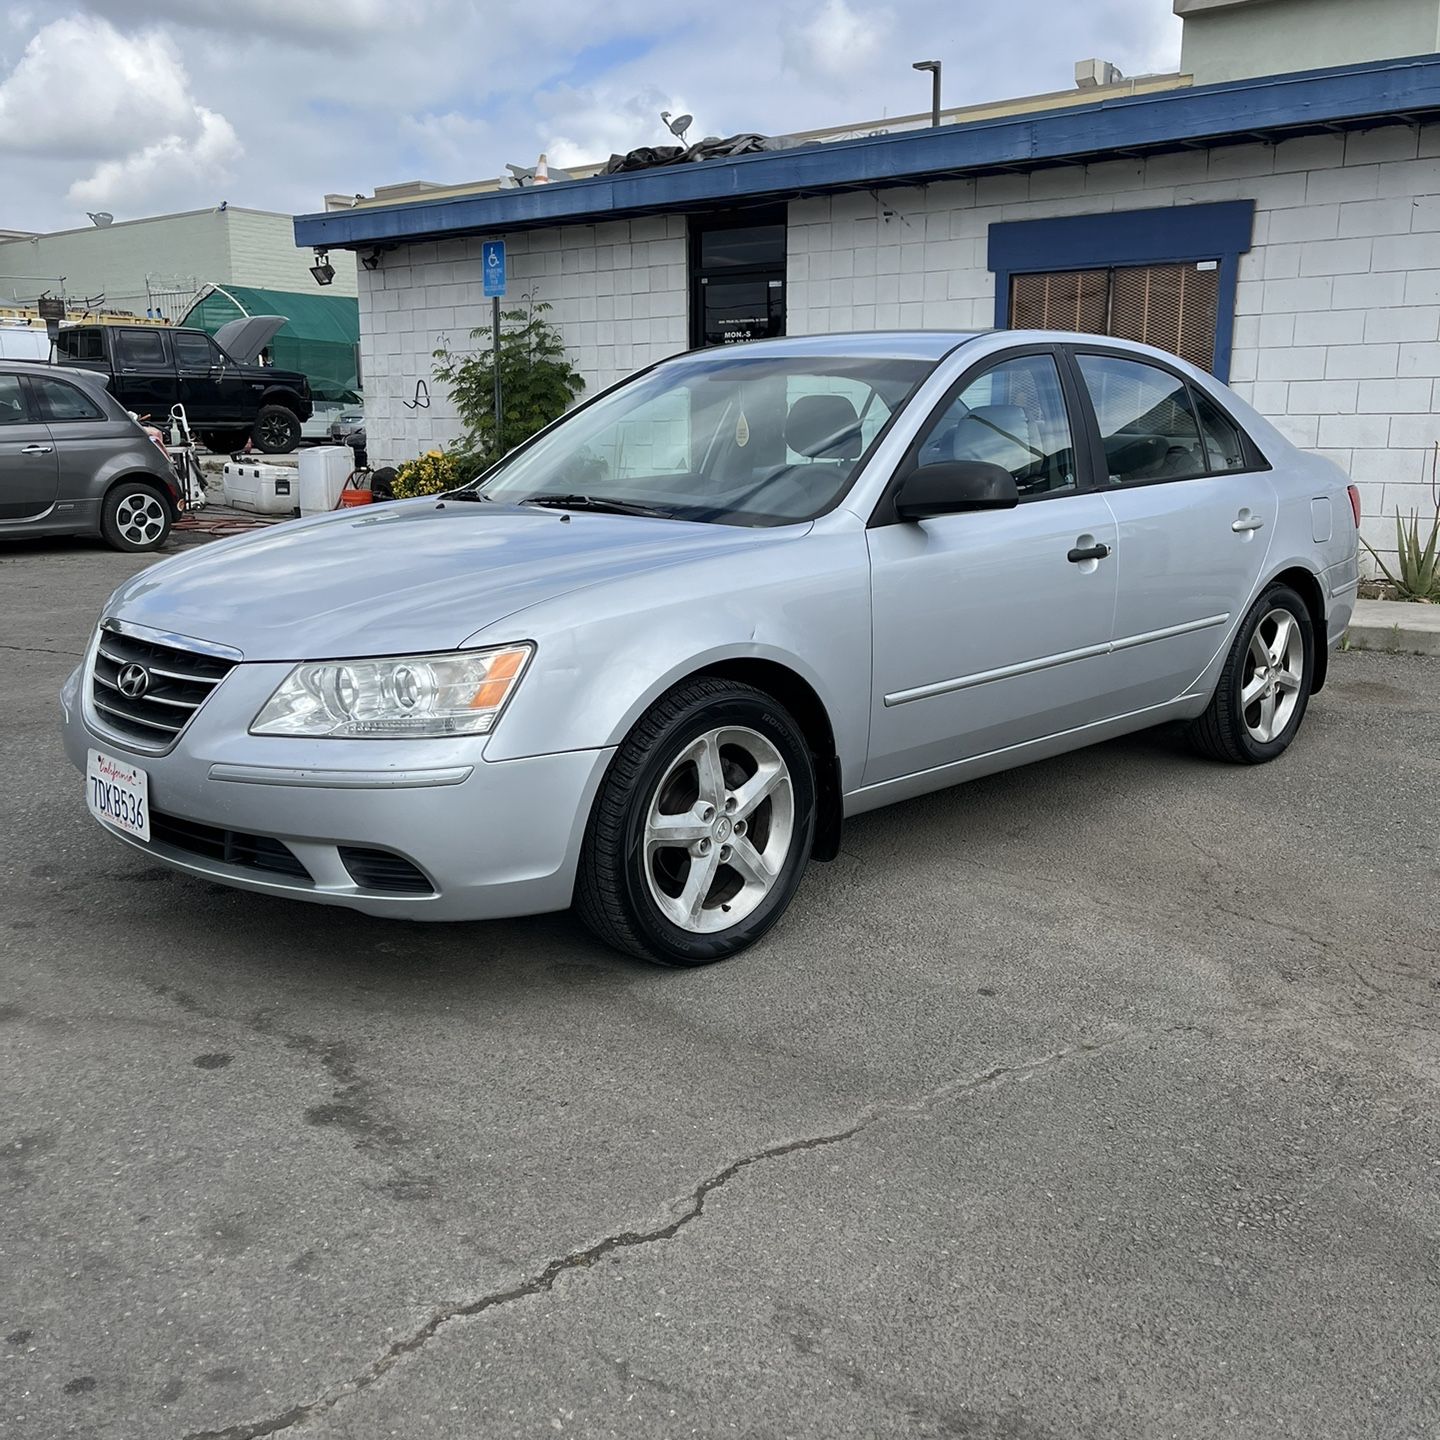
xmin=295 ymin=52 xmax=1440 ymax=250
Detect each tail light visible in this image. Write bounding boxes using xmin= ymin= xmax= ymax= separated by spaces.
xmin=1347 ymin=484 xmax=1362 ymax=528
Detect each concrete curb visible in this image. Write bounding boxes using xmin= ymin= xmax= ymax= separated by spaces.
xmin=1343 ymin=598 xmax=1440 ymax=657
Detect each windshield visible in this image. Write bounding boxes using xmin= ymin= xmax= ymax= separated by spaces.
xmin=474 ymin=352 xmax=934 ymax=526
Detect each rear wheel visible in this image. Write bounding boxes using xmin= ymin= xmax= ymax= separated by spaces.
xmin=576 ymin=678 xmax=817 ymax=965
xmin=1188 ymin=583 xmax=1314 ymax=764
xmin=101 ymin=480 xmax=171 ymax=552
xmin=252 ymin=406 xmax=300 ymax=454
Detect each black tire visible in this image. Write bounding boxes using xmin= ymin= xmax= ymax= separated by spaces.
xmin=1188 ymin=583 xmax=1315 ymax=764
xmin=200 ymin=429 xmax=247 ymax=454
xmin=576 ymin=678 xmax=817 ymax=965
xmin=101 ymin=480 xmax=172 ymax=553
xmin=252 ymin=406 xmax=301 ymax=454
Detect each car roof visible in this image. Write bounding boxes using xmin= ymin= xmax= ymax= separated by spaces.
xmin=663 ymin=332 xmax=984 ymax=364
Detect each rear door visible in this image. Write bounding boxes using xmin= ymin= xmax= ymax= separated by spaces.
xmin=864 ymin=348 xmax=1119 ymax=785
xmin=1069 ymin=348 xmax=1277 ymax=712
xmin=110 ymin=327 xmax=178 ymax=422
xmin=0 ymin=373 xmax=58 ymax=522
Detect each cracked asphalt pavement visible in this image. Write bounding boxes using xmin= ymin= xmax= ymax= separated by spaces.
xmin=2 ymin=538 xmax=1439 ymax=1440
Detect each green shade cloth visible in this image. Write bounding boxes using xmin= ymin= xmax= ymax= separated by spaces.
xmin=182 ymin=285 xmax=360 ymax=403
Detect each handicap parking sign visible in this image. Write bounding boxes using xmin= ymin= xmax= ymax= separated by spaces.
xmin=483 ymin=240 xmax=506 ymax=298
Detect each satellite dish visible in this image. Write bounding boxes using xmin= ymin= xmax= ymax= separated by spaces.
xmin=87 ymin=212 xmax=114 ymax=227
xmin=661 ymin=110 xmax=692 ymax=143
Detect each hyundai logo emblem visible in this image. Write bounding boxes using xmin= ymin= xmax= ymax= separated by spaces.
xmin=116 ymin=663 xmax=150 ymax=699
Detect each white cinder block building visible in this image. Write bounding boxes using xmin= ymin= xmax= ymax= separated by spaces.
xmin=296 ymin=12 xmax=1440 ymax=562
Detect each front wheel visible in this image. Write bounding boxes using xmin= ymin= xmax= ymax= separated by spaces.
xmin=101 ymin=481 xmax=172 ymax=552
xmin=576 ymin=678 xmax=817 ymax=965
xmin=252 ymin=405 xmax=300 ymax=454
xmin=1188 ymin=583 xmax=1315 ymax=764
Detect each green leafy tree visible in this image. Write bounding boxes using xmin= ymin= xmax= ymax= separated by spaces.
xmin=431 ymin=298 xmax=585 ymax=481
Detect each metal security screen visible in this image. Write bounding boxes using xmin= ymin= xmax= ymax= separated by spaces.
xmin=1010 ymin=261 xmax=1221 ymax=370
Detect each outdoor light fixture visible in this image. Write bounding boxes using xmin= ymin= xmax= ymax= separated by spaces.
xmin=361 ymin=249 xmax=383 ymax=271
xmin=310 ymin=251 xmax=336 ymax=286
xmin=912 ymin=59 xmax=942 ymax=127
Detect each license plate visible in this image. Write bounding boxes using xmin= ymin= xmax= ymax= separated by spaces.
xmin=86 ymin=749 xmax=150 ymax=843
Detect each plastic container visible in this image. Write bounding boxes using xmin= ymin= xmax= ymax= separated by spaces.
xmin=299 ymin=446 xmax=354 ymax=516
xmin=338 ymin=487 xmax=373 ymax=507
xmin=222 ymin=461 xmax=298 ymax=516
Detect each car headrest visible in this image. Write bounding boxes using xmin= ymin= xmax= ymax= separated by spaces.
xmin=786 ymin=394 xmax=861 ymax=460
xmin=949 ymin=404 xmax=1034 ymax=469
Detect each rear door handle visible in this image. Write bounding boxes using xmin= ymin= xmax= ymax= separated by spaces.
xmin=21 ymin=444 xmax=53 ymax=455
xmin=1232 ymin=514 xmax=1265 ymax=532
xmin=1067 ymin=542 xmax=1111 ymax=563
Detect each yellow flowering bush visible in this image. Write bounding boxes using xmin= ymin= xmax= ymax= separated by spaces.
xmin=392 ymin=449 xmax=464 ymax=499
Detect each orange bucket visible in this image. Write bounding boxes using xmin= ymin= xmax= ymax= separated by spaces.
xmin=338 ymin=487 xmax=373 ymax=508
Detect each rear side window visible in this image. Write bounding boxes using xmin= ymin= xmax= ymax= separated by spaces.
xmin=30 ymin=375 xmax=105 ymax=422
xmin=115 ymin=329 xmax=167 ymax=367
xmin=57 ymin=328 xmax=106 ymax=361
xmin=0 ymin=375 xmax=30 ymax=424
xmin=1193 ymin=391 xmax=1248 ymax=471
xmin=1077 ymin=354 xmax=1207 ymax=485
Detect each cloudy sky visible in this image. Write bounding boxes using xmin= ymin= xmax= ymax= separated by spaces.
xmin=0 ymin=0 xmax=1180 ymax=232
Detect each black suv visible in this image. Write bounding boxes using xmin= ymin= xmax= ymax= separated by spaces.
xmin=56 ymin=324 xmax=312 ymax=454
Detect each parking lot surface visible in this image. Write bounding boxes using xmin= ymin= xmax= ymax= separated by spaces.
xmin=2 ymin=538 xmax=1438 ymax=1440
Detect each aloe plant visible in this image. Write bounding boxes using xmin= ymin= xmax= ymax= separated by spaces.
xmin=1362 ymin=506 xmax=1440 ymax=601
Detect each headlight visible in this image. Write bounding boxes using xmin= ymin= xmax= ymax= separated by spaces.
xmin=250 ymin=644 xmax=532 ymax=739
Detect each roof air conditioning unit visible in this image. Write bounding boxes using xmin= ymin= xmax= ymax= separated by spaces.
xmin=1074 ymin=59 xmax=1124 ymax=89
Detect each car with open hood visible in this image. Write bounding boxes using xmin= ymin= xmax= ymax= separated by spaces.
xmin=60 ymin=331 xmax=1360 ymax=964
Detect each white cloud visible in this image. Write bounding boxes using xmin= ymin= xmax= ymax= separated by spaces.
xmin=783 ymin=0 xmax=890 ymax=81
xmin=68 ymin=108 xmax=241 ymax=211
xmin=84 ymin=0 xmax=393 ymax=43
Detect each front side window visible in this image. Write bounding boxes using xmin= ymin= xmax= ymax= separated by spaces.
xmin=174 ymin=331 xmax=219 ymax=368
xmin=476 ymin=353 xmax=933 ymax=526
xmin=31 ymin=375 xmax=104 ymax=422
xmin=0 ymin=375 xmax=30 ymax=424
xmin=917 ymin=353 xmax=1077 ymax=499
xmin=115 ymin=329 xmax=167 ymax=367
xmin=1077 ymin=354 xmax=1207 ymax=485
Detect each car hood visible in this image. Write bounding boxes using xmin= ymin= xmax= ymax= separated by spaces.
xmin=105 ymin=500 xmax=807 ymax=661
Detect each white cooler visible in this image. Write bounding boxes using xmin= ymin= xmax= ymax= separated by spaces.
xmin=222 ymin=461 xmax=298 ymax=516
xmin=299 ymin=446 xmax=354 ymax=516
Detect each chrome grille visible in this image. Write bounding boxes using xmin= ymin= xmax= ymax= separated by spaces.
xmin=90 ymin=623 xmax=238 ymax=750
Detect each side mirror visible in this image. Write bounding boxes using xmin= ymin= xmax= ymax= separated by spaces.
xmin=894 ymin=461 xmax=1019 ymax=520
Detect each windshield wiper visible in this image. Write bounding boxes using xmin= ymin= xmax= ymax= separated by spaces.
xmin=519 ymin=493 xmax=670 ymax=518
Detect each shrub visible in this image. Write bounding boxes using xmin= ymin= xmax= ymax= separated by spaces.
xmin=392 ymin=449 xmax=464 ymax=499
xmin=431 ymin=298 xmax=585 ymax=474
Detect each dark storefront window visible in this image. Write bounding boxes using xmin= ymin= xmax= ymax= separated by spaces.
xmin=690 ymin=209 xmax=786 ymax=348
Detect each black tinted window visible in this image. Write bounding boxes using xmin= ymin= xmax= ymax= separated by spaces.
xmin=1077 ymin=354 xmax=1206 ymax=485
xmin=115 ymin=329 xmax=167 ymax=367
xmin=0 ymin=375 xmax=29 ymax=424
xmin=57 ymin=328 xmax=105 ymax=361
xmin=31 ymin=375 xmax=105 ymax=422
xmin=173 ymin=331 xmax=218 ymax=367
xmin=1194 ymin=391 xmax=1248 ymax=471
xmin=698 ymin=224 xmax=786 ymax=269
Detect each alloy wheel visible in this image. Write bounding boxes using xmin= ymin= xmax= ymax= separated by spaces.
xmin=642 ymin=725 xmax=795 ymax=934
xmin=1241 ymin=607 xmax=1305 ymax=743
xmin=115 ymin=492 xmax=167 ymax=547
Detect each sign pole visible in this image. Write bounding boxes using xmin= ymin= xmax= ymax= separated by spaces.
xmin=492 ymin=294 xmax=501 ymax=438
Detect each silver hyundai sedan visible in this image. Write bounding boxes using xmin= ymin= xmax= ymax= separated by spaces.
xmin=61 ymin=332 xmax=1360 ymax=964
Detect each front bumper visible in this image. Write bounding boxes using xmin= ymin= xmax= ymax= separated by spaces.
xmin=60 ymin=659 xmax=613 ymax=922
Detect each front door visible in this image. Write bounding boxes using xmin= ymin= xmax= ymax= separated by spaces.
xmin=0 ymin=373 xmax=58 ymax=522
xmin=174 ymin=329 xmax=248 ymax=424
xmin=865 ymin=351 xmax=1119 ymax=786
xmin=110 ymin=327 xmax=178 ymax=425
xmin=1071 ymin=350 xmax=1277 ymax=712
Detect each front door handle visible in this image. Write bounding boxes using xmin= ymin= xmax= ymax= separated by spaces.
xmin=1067 ymin=542 xmax=1111 ymax=563
xmin=21 ymin=444 xmax=53 ymax=455
xmin=1232 ymin=513 xmax=1265 ymax=533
